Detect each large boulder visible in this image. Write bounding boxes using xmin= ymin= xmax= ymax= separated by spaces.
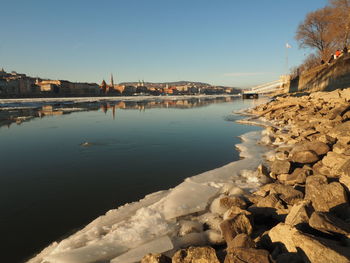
xmin=309 ymin=211 xmax=350 ymax=237
xmin=290 ymin=150 xmax=319 ymax=164
xmin=291 ymin=141 xmax=330 ymax=156
xmin=279 ymin=167 xmax=311 ymax=185
xmin=220 ymin=214 xmax=253 ymax=246
xmin=172 ymin=247 xmax=220 ymax=263
xmin=268 ymin=223 xmax=350 ymax=263
xmin=305 ymin=175 xmax=348 ymax=215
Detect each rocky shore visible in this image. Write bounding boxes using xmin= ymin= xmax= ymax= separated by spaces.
xmin=140 ymin=88 xmax=350 ymax=263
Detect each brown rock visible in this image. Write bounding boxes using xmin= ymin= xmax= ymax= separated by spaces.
xmin=220 ymin=196 xmax=247 ymax=210
xmin=291 ymin=141 xmax=330 ymax=156
xmin=268 ymin=223 xmax=350 ymax=263
xmin=340 ymin=174 xmax=350 ymax=192
xmin=220 ymin=214 xmax=253 ymax=245
xmin=291 ymin=150 xmax=319 ymax=164
xmin=309 ymin=211 xmax=350 ymax=237
xmin=223 ymin=206 xmax=251 ymax=220
xmin=285 ymin=200 xmax=313 ymax=226
xmin=224 ymin=248 xmax=274 ymax=263
xmin=269 ymin=184 xmax=304 ymax=206
xmin=256 ymin=194 xmax=285 ymax=210
xmin=280 ymin=166 xmax=311 ymax=185
xmin=322 ymin=151 xmax=350 ymax=175
xmin=229 ymin=233 xmax=256 ymax=249
xmin=172 ymin=246 xmax=220 ymax=263
xmin=270 ymin=160 xmax=291 ymax=175
xmin=141 ymin=253 xmax=171 ymax=263
xmin=305 ymin=175 xmax=348 ymax=214
xmin=328 ymin=121 xmax=350 ymax=144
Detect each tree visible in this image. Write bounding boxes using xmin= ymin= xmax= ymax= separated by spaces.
xmin=295 ymin=7 xmax=336 ymax=60
xmin=329 ymin=0 xmax=350 ymax=47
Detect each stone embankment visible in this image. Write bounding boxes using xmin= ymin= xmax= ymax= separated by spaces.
xmin=141 ymin=88 xmax=350 ymax=263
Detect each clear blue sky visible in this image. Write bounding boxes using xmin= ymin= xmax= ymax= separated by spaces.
xmin=0 ymin=0 xmax=328 ymax=87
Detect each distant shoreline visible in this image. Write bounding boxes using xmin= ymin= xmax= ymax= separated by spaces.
xmin=0 ymin=94 xmax=240 ymax=104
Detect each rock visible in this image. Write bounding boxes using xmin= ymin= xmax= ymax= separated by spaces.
xmin=312 ymin=161 xmax=333 ymax=177
xmin=172 ymin=246 xmax=220 ymax=263
xmin=256 ymin=194 xmax=285 ymax=210
xmin=280 ymin=167 xmax=311 ymax=185
xmin=229 ymin=233 xmax=256 ymax=249
xmin=268 ymin=223 xmax=350 ymax=263
xmin=220 ymin=214 xmax=253 ymax=245
xmin=328 ymin=121 xmax=350 ymax=144
xmin=141 ymin=253 xmax=171 ymax=263
xmin=269 ymin=184 xmax=304 ymax=206
xmin=340 ymin=175 xmax=350 ymax=192
xmin=285 ymin=200 xmax=313 ymax=226
xmin=291 ymin=141 xmax=330 ymax=156
xmin=223 ymin=206 xmax=251 ymax=220
xmin=270 ymin=160 xmax=291 ymax=175
xmin=224 ymin=248 xmax=274 ymax=263
xmin=291 ymin=150 xmax=319 ymax=164
xmin=339 ymin=160 xmax=350 ymax=177
xmin=305 ymin=175 xmax=348 ymax=214
xmin=178 ymin=220 xmax=203 ymax=236
xmin=275 ymin=253 xmax=303 ymax=263
xmin=322 ymin=151 xmax=350 ymax=175
xmin=254 ymin=183 xmax=304 ymax=205
xmin=309 ymin=211 xmax=350 ymax=237
xmin=340 ymin=88 xmax=350 ymax=101
xmin=220 ymin=196 xmax=247 ymax=209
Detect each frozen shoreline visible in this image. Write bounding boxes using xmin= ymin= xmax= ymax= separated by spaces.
xmin=27 ymin=99 xmax=271 ymax=263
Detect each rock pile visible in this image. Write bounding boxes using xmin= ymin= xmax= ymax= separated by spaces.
xmin=141 ymin=88 xmax=350 ymax=263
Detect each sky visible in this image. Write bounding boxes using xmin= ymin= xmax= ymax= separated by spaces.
xmin=0 ymin=0 xmax=328 ymax=88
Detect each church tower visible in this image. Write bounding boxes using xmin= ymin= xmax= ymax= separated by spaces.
xmin=110 ymin=74 xmax=114 ymax=88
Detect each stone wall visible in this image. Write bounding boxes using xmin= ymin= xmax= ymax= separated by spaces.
xmin=288 ymin=54 xmax=350 ymax=93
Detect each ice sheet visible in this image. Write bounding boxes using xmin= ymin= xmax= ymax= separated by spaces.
xmin=110 ymin=235 xmax=173 ymax=263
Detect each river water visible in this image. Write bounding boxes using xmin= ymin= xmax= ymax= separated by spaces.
xmin=0 ymin=96 xmax=263 ymax=262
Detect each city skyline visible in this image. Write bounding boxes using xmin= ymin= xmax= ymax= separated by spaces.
xmin=0 ymin=0 xmax=328 ymax=88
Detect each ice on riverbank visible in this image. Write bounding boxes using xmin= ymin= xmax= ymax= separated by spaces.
xmin=28 ymin=128 xmax=269 ymax=263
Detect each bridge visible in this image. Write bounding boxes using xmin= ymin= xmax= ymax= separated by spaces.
xmin=243 ymin=76 xmax=289 ymax=94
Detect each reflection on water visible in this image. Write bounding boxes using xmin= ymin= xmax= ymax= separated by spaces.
xmin=0 ymin=96 xmax=236 ymax=128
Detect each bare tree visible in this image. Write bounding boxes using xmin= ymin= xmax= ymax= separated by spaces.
xmin=295 ymin=7 xmax=336 ymax=60
xmin=329 ymin=0 xmax=350 ymax=47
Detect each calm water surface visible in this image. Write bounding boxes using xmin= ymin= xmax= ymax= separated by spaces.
xmin=0 ymin=97 xmax=262 ymax=262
